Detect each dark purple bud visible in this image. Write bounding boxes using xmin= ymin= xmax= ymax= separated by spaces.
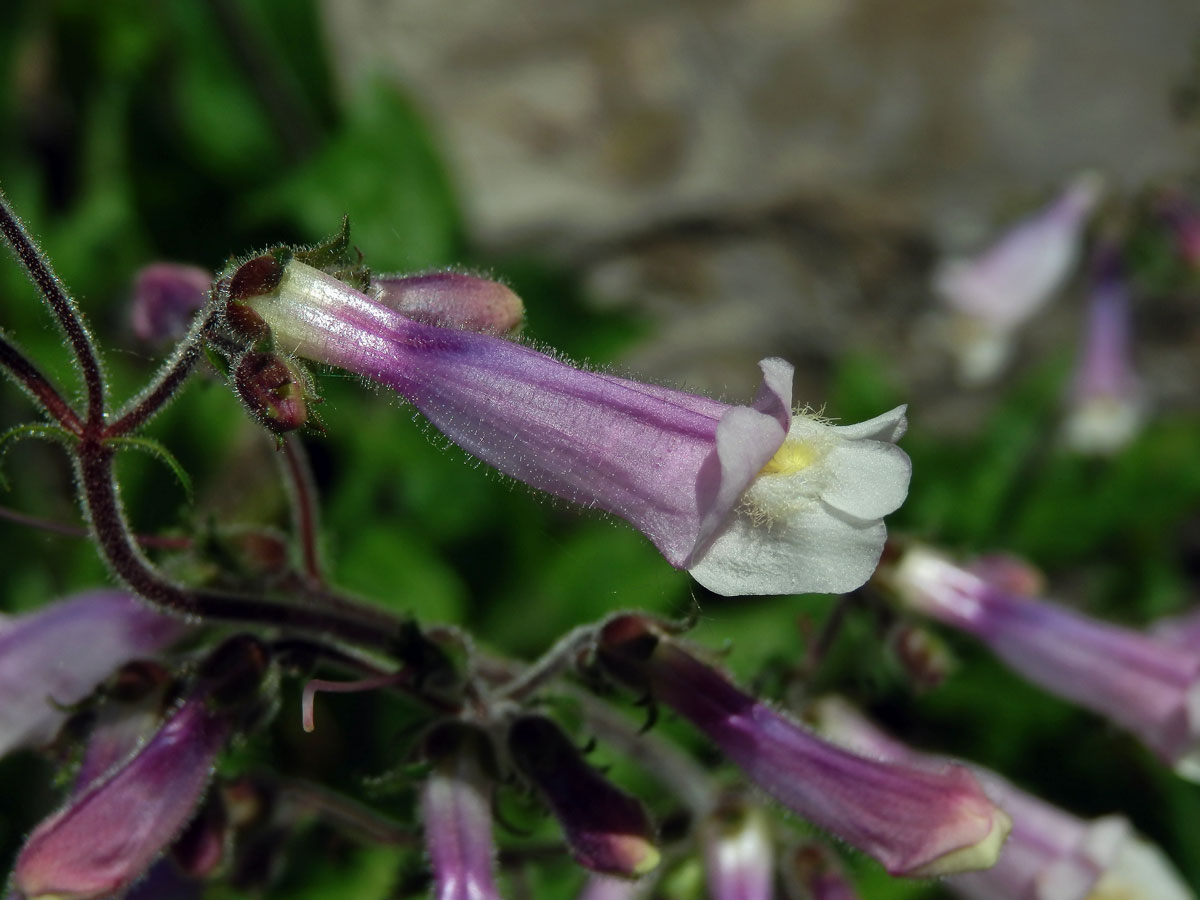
xmin=508 ymin=714 xmax=660 ymax=878
xmin=171 ymin=794 xmax=228 ymax=878
xmin=784 ymin=842 xmax=861 ymax=900
xmin=0 ymin=591 xmax=185 ymax=760
xmin=596 ymin=616 xmax=1009 ymax=878
xmin=372 ymin=271 xmax=525 ymax=334
xmin=420 ymin=724 xmax=502 ymax=900
xmin=233 ymin=352 xmax=309 ymax=433
xmin=14 ymin=693 xmax=233 ymax=900
xmin=130 ymin=263 xmax=212 ymax=345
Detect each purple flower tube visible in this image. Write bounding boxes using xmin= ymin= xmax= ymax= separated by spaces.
xmin=596 ymin=616 xmax=1010 ymax=877
xmin=129 ymin=263 xmax=212 ymax=344
xmin=812 ymin=697 xmax=1193 ymax=900
xmin=700 ymin=801 xmax=774 ymax=900
xmin=1063 ymin=248 xmax=1144 ymax=454
xmin=419 ymin=726 xmax=503 ymax=900
xmin=13 ymin=695 xmax=232 ymax=900
xmin=889 ymin=545 xmax=1200 ymax=778
xmin=233 ymin=257 xmax=911 ymax=597
xmin=0 ymin=591 xmax=185 ymax=759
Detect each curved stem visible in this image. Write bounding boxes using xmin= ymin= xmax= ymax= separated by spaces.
xmin=76 ymin=437 xmax=407 ymax=655
xmin=0 ymin=330 xmax=83 ymax=434
xmin=105 ymin=309 xmax=217 ymax=438
xmin=279 ymin=435 xmax=323 ymax=582
xmin=0 ymin=187 xmax=105 ymax=428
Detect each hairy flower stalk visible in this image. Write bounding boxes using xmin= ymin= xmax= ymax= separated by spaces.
xmin=508 ymin=714 xmax=660 ymax=878
xmin=934 ymin=173 xmax=1102 ymax=383
xmin=886 ymin=544 xmax=1200 ymax=778
xmin=13 ymin=637 xmax=268 ymax=900
xmin=700 ymin=800 xmax=774 ymax=900
xmin=419 ymin=725 xmax=503 ymax=900
xmin=228 ymin=255 xmax=910 ymax=596
xmin=0 ymin=591 xmax=185 ymax=760
xmin=595 ymin=616 xmax=1010 ymax=877
xmin=812 ymin=698 xmax=1194 ymax=900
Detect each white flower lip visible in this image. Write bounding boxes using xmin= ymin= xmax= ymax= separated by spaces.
xmin=688 ymin=404 xmax=912 ymax=596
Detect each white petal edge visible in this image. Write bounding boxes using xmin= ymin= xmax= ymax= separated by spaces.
xmin=688 ymin=500 xmax=888 ymax=597
xmin=819 ymin=439 xmax=912 ymax=521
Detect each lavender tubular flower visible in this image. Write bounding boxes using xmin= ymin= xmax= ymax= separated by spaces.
xmin=889 ymin=545 xmax=1200 ymax=777
xmin=576 ymin=875 xmax=649 ymax=900
xmin=701 ymin=802 xmax=773 ymax=900
xmin=420 ymin=728 xmax=503 ymax=900
xmin=508 ymin=715 xmax=659 ymax=878
xmin=13 ymin=695 xmax=232 ymax=900
xmin=0 ymin=591 xmax=184 ymax=759
xmin=812 ymin=698 xmax=1194 ymax=900
xmin=934 ymin=173 xmax=1102 ymax=383
xmin=596 ymin=617 xmax=1010 ymax=877
xmin=234 ymin=258 xmax=911 ymax=596
xmin=1063 ymin=248 xmax=1144 ymax=454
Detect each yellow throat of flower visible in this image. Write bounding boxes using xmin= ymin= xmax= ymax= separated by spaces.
xmin=759 ymin=439 xmax=820 ymax=477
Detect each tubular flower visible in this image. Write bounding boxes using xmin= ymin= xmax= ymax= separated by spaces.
xmin=0 ymin=591 xmax=185 ymax=760
xmin=508 ymin=715 xmax=660 ymax=878
xmin=129 ymin=262 xmax=211 ymax=344
xmin=700 ymin=800 xmax=774 ymax=900
xmin=596 ymin=616 xmax=1010 ymax=877
xmin=934 ymin=173 xmax=1102 ymax=383
xmin=419 ymin=725 xmax=504 ymax=900
xmin=1063 ymin=247 xmax=1144 ymax=454
xmin=886 ymin=545 xmax=1200 ymax=779
xmin=231 ymin=256 xmax=911 ymax=596
xmin=812 ymin=698 xmax=1194 ymax=900
xmin=13 ymin=694 xmax=233 ymax=900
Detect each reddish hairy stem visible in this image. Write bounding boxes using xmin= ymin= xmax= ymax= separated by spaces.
xmin=279 ymin=435 xmax=323 ymax=583
xmin=0 ymin=332 xmax=83 ymax=434
xmin=0 ymin=188 xmax=106 ymax=428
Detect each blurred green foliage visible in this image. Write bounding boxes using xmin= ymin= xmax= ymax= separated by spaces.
xmin=1 ymin=1 xmax=1199 ymax=898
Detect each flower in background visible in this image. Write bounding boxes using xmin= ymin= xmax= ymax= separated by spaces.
xmin=419 ymin=724 xmax=504 ymax=900
xmin=812 ymin=697 xmax=1194 ymax=900
xmin=596 ymin=615 xmax=1010 ymax=877
xmin=1062 ymin=246 xmax=1145 ymax=454
xmin=934 ymin=173 xmax=1103 ymax=383
xmin=885 ymin=544 xmax=1200 ymax=778
xmin=129 ymin=263 xmax=212 ymax=344
xmin=1156 ymin=190 xmax=1200 ymax=270
xmin=0 ymin=591 xmax=185 ymax=760
xmin=229 ymin=255 xmax=911 ymax=597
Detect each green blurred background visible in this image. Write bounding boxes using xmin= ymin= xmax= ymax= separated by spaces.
xmin=1 ymin=1 xmax=1199 ymax=897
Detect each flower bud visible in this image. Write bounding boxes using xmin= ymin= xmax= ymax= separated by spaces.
xmin=508 ymin=714 xmax=660 ymax=878
xmin=372 ymin=271 xmax=525 ymax=334
xmin=597 ymin=616 xmax=1010 ymax=878
xmin=14 ymin=692 xmax=233 ymax=900
xmin=811 ymin=697 xmax=1194 ymax=900
xmin=784 ymin=842 xmax=860 ymax=900
xmin=233 ymin=351 xmax=309 ymax=433
xmin=130 ymin=263 xmax=211 ymax=344
xmin=171 ymin=794 xmax=228 ymax=879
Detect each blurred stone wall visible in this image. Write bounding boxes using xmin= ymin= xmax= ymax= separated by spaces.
xmin=320 ymin=0 xmax=1200 ymax=420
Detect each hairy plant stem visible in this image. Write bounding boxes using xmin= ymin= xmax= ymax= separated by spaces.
xmin=77 ymin=437 xmax=407 ymax=655
xmin=279 ymin=435 xmax=324 ymax=583
xmin=0 ymin=187 xmax=105 ymax=427
xmin=0 ymin=331 xmax=83 ymax=433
